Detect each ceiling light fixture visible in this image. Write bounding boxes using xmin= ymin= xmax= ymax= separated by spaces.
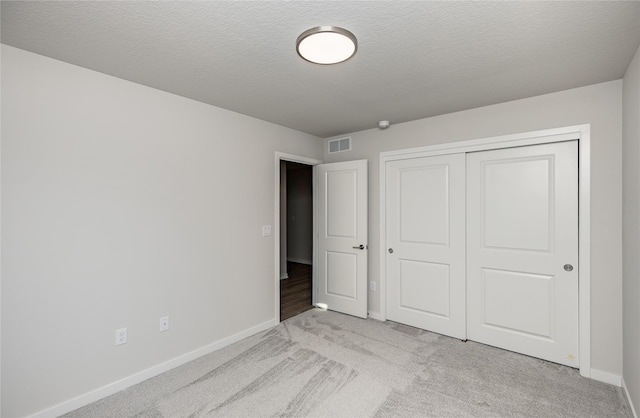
xmin=296 ymin=26 xmax=357 ymax=65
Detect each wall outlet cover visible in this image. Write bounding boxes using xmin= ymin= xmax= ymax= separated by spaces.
xmin=116 ymin=328 xmax=127 ymax=345
xmin=160 ymin=316 xmax=169 ymax=332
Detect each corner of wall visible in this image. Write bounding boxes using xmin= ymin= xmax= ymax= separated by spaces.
xmin=622 ymin=42 xmax=640 ymax=418
xmin=624 ymin=377 xmax=639 ymax=418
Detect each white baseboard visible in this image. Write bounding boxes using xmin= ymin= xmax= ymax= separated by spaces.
xmin=590 ymin=368 xmax=622 ymax=387
xmin=30 ymin=319 xmax=277 ymax=418
xmin=286 ymin=257 xmax=312 ymax=265
xmin=280 ymin=273 xmax=289 ymax=279
xmin=623 ymin=377 xmax=639 ymax=418
xmin=367 ymin=311 xmax=384 ymax=321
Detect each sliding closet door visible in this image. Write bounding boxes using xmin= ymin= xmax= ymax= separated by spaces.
xmin=386 ymin=154 xmax=466 ymax=339
xmin=466 ymin=141 xmax=579 ymax=367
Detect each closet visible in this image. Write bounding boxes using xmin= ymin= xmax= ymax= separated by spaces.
xmin=385 ymin=138 xmax=579 ymax=368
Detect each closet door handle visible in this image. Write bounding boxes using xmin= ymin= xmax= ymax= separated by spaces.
xmin=388 ymin=248 xmax=394 ymax=254
xmin=353 ymin=244 xmax=365 ymax=250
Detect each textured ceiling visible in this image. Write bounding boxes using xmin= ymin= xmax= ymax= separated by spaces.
xmin=2 ymin=1 xmax=639 ymax=138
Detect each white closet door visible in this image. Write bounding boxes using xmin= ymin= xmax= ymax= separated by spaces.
xmin=316 ymin=160 xmax=368 ymax=319
xmin=386 ymin=154 xmax=466 ymax=339
xmin=466 ymin=141 xmax=579 ymax=367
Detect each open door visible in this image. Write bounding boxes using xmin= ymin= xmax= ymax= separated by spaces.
xmin=314 ymin=160 xmax=368 ymax=318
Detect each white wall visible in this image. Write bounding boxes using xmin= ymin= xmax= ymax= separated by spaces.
xmin=325 ymin=81 xmax=624 ymax=378
xmin=0 ymin=45 xmax=323 ymax=417
xmin=623 ymin=44 xmax=640 ymax=416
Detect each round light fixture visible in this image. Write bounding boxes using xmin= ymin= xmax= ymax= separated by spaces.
xmin=296 ymin=26 xmax=357 ymax=65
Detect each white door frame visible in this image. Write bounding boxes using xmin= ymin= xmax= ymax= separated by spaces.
xmin=274 ymin=152 xmax=322 ymax=324
xmin=379 ymin=124 xmax=591 ymax=377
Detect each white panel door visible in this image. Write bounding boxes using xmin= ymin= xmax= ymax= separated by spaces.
xmin=467 ymin=141 xmax=578 ymax=367
xmin=316 ymin=160 xmax=368 ymax=318
xmin=386 ymin=154 xmax=466 ymax=339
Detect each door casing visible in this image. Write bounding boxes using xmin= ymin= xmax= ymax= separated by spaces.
xmin=379 ymin=124 xmax=591 ymax=378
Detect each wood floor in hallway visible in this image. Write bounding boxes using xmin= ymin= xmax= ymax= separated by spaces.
xmin=280 ymin=262 xmax=312 ymax=321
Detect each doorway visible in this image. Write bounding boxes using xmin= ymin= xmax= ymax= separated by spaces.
xmin=280 ymin=161 xmax=314 ymax=321
xmin=274 ymin=152 xmax=369 ymax=323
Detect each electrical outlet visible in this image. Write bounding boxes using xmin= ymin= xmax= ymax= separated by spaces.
xmin=115 ymin=328 xmax=127 ymax=345
xmin=262 ymin=225 xmax=272 ymax=236
xmin=370 ymin=281 xmax=376 ymax=292
xmin=160 ymin=316 xmax=170 ymax=332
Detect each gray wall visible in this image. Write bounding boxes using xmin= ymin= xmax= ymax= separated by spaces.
xmin=286 ymin=163 xmax=313 ymax=265
xmin=1 ymin=45 xmax=323 ymax=417
xmin=324 ymin=81 xmax=624 ymax=379
xmin=623 ymin=44 xmax=640 ymax=415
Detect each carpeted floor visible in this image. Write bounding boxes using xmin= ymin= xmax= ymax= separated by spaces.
xmin=64 ymin=309 xmax=632 ymax=417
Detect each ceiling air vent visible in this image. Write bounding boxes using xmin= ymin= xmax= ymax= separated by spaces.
xmin=328 ymin=137 xmax=351 ymax=153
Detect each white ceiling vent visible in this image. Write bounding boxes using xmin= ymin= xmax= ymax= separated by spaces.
xmin=328 ymin=137 xmax=351 ymax=153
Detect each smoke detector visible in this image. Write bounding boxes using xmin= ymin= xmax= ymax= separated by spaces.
xmin=378 ymin=120 xmax=390 ymax=129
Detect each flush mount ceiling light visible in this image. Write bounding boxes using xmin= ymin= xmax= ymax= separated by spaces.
xmin=296 ymin=26 xmax=357 ymax=65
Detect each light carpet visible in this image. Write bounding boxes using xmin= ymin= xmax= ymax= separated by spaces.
xmin=64 ymin=309 xmax=632 ymax=417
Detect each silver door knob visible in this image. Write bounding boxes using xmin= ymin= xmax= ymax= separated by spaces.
xmin=564 ymin=264 xmax=574 ymax=272
xmin=388 ymin=248 xmax=394 ymax=254
xmin=352 ymin=244 xmax=365 ymax=250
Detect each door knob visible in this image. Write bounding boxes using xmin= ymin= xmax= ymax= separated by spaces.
xmin=388 ymin=248 xmax=394 ymax=254
xmin=564 ymin=264 xmax=574 ymax=272
xmin=352 ymin=244 xmax=365 ymax=250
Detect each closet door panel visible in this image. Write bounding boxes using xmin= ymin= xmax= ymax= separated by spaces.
xmin=386 ymin=154 xmax=466 ymax=339
xmin=466 ymin=141 xmax=579 ymax=368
